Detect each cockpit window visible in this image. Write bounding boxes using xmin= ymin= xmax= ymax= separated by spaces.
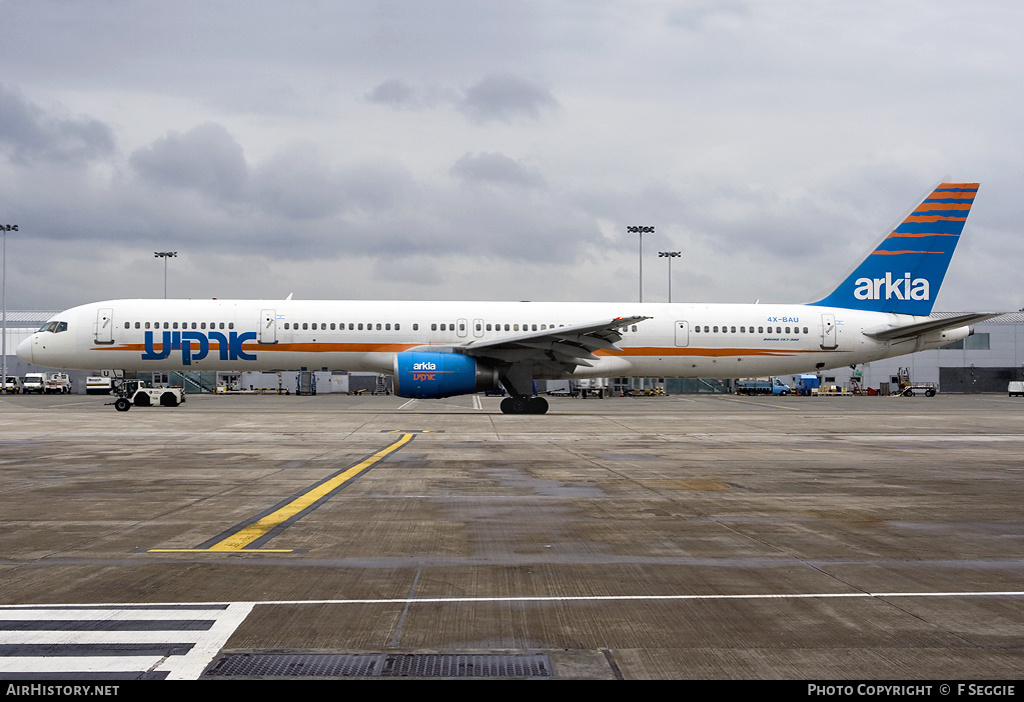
xmin=37 ymin=321 xmax=68 ymax=333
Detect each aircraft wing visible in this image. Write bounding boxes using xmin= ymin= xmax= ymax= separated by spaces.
xmin=864 ymin=313 xmax=1002 ymax=341
xmin=457 ymin=315 xmax=651 ymax=373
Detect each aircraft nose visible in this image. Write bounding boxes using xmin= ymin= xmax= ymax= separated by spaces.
xmin=16 ymin=336 xmax=33 ymax=364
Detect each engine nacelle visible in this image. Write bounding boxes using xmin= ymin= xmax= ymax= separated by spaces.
xmin=393 ymin=351 xmax=500 ymax=399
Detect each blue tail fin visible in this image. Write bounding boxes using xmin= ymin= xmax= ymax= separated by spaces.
xmin=809 ymin=182 xmax=979 ymax=315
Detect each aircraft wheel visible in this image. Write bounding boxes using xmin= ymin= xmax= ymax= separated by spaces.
xmin=528 ymin=396 xmax=549 ymax=414
xmin=114 ymin=398 xmax=131 ymax=412
xmin=500 ymin=397 xmax=529 ymax=414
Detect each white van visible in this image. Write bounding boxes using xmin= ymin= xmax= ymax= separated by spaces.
xmin=1009 ymin=382 xmax=1024 ymax=397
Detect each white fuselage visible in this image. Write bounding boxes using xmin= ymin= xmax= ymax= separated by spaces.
xmin=17 ymin=298 xmax=972 ymax=379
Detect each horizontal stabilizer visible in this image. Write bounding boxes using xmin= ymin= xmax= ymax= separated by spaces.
xmin=864 ymin=312 xmax=1001 ymax=341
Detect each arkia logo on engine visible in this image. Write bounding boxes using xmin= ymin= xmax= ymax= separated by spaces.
xmin=412 ymin=362 xmax=437 ymax=370
xmin=853 ymin=272 xmax=930 ymax=301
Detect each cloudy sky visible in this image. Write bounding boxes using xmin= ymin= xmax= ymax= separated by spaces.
xmin=1 ymin=1 xmax=1021 ymax=313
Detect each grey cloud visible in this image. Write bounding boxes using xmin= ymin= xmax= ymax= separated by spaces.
xmin=366 ymin=79 xmax=458 ymax=110
xmin=459 ymin=73 xmax=558 ymax=123
xmin=129 ymin=123 xmax=248 ymax=200
xmin=366 ymin=79 xmax=418 ymax=108
xmin=0 ymin=84 xmax=114 ymax=164
xmin=450 ymin=152 xmax=545 ymax=189
xmin=367 ymin=73 xmax=558 ymax=123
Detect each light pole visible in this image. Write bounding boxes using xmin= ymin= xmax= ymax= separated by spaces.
xmin=627 ymin=226 xmax=654 ymax=302
xmin=154 ymin=251 xmax=177 ymax=299
xmin=659 ymin=251 xmax=681 ymax=303
xmin=2 ymin=223 xmax=18 ymax=394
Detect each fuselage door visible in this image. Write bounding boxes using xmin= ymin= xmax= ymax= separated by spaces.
xmin=473 ymin=318 xmax=485 ymax=338
xmin=457 ymin=318 xmax=469 ymax=338
xmin=95 ymin=308 xmax=114 ymax=345
xmin=674 ymin=320 xmax=690 ymax=347
xmin=820 ymin=314 xmax=838 ymax=350
xmin=259 ymin=309 xmax=278 ymax=345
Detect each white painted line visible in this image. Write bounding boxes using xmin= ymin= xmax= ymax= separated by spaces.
xmin=0 ymin=607 xmax=231 ymax=620
xmin=7 ymin=590 xmax=1018 ymax=611
xmin=0 ymin=656 xmax=165 ymax=674
xmin=0 ymin=630 xmax=207 ymax=644
xmin=0 ymin=602 xmax=255 ymax=681
xmin=156 ymin=602 xmax=253 ymax=680
xmin=253 ymin=590 xmax=1024 ymax=606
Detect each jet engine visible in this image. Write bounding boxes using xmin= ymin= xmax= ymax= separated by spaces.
xmin=393 ymin=351 xmax=500 ymax=399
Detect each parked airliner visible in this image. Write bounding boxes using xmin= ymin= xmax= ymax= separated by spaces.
xmin=18 ymin=182 xmax=996 ymax=413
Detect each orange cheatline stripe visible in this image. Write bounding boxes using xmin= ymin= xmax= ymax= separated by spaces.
xmin=886 ymin=232 xmax=960 ymax=239
xmin=914 ymin=203 xmax=972 ymax=212
xmin=870 ymin=250 xmax=946 ymax=256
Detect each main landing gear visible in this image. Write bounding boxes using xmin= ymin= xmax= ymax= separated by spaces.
xmin=500 ymin=395 xmax=549 ymax=415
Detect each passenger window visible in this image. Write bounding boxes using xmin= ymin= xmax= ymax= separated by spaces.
xmin=376 ymin=323 xmax=382 ymax=330
xmin=758 ymin=326 xmax=763 ymax=333
xmin=730 ymin=326 xmax=736 ymax=333
xmin=395 ymin=324 xmax=400 ymax=331
xmin=713 ymin=326 xmax=718 ymax=333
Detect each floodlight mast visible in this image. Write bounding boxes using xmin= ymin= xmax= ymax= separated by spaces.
xmin=154 ymin=251 xmax=177 ymax=299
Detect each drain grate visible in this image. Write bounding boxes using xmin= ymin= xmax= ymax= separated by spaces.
xmin=204 ymin=652 xmax=553 ymax=679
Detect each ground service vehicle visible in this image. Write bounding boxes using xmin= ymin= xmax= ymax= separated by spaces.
xmin=893 ymin=367 xmax=938 ymax=397
xmin=736 ymin=377 xmax=792 ymax=395
xmin=112 ymin=380 xmax=186 ymax=412
xmin=86 ymin=376 xmax=114 ymax=394
xmin=2 ymin=376 xmax=20 ymax=394
xmin=21 ymin=373 xmax=45 ymax=394
xmin=22 ymin=372 xmax=71 ymax=394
